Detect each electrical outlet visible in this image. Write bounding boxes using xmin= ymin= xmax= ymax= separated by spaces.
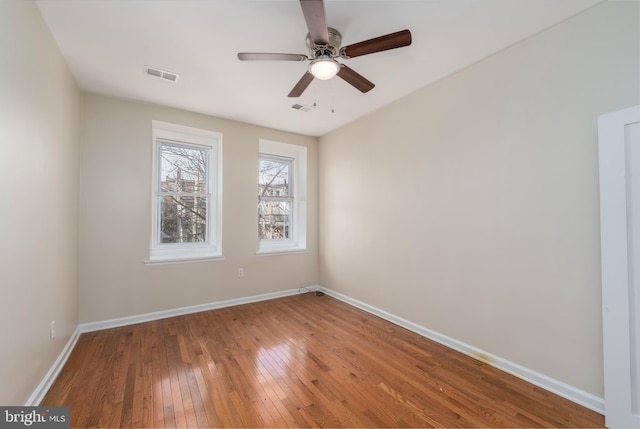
xmin=237 ymin=268 xmax=245 ymax=278
xmin=50 ymin=321 xmax=56 ymax=341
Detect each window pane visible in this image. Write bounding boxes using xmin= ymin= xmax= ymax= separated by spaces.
xmin=258 ymin=200 xmax=290 ymax=239
xmin=160 ymin=142 xmax=207 ymax=193
xmin=259 ymin=158 xmax=290 ymax=197
xmin=160 ymin=196 xmax=207 ymax=243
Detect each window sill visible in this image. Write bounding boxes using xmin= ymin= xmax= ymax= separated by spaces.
xmin=144 ymin=255 xmax=225 ymax=265
xmin=256 ymin=248 xmax=309 ymax=256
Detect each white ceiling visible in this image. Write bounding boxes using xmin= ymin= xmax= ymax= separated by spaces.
xmin=37 ymin=0 xmax=602 ymax=137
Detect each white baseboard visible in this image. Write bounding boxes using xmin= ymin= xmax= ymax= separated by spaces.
xmin=26 ymin=327 xmax=80 ymax=406
xmin=317 ymin=286 xmax=605 ymax=414
xmin=79 ymin=288 xmax=305 ymax=333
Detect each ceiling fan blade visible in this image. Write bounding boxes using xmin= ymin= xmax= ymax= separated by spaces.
xmin=336 ymin=64 xmax=374 ymax=93
xmin=339 ymin=29 xmax=412 ymax=59
xmin=300 ymin=0 xmax=329 ymax=45
xmin=288 ymin=72 xmax=315 ymax=97
xmin=238 ymin=53 xmax=308 ymax=61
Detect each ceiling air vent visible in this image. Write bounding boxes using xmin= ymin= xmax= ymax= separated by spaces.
xmin=144 ymin=66 xmax=179 ymax=83
xmin=291 ymin=103 xmax=314 ymax=112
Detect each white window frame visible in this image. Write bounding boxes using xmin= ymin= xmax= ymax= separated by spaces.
xmin=148 ymin=121 xmax=223 ymax=263
xmin=257 ymin=139 xmax=307 ymax=254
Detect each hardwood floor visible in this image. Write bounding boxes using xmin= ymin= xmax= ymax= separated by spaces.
xmin=42 ymin=293 xmax=604 ymax=428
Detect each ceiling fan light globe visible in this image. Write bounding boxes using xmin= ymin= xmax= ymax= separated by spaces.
xmin=309 ymin=58 xmax=340 ymax=80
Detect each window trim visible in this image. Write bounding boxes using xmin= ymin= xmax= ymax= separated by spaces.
xmin=148 ymin=121 xmax=223 ymax=263
xmin=257 ymin=139 xmax=307 ymax=255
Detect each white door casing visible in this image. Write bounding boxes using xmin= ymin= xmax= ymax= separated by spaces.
xmin=598 ymin=105 xmax=640 ymax=429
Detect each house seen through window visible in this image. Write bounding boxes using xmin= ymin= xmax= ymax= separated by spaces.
xmin=258 ymin=155 xmax=293 ymax=240
xmin=159 ymin=141 xmax=208 ymax=243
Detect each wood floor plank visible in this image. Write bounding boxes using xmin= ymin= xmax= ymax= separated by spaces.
xmin=41 ymin=293 xmax=604 ymax=428
xmin=73 ymin=333 xmax=110 ymax=428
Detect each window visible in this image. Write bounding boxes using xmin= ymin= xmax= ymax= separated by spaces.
xmin=258 ymin=140 xmax=307 ymax=254
xmin=259 ymin=155 xmax=293 ymax=240
xmin=149 ymin=121 xmax=222 ymax=262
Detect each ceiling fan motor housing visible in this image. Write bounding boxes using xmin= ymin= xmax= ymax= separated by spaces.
xmin=306 ymin=27 xmax=342 ymax=58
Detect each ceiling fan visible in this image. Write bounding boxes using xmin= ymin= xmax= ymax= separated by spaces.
xmin=237 ymin=0 xmax=412 ymax=97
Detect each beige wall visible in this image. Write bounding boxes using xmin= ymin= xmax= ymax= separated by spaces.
xmin=79 ymin=94 xmax=318 ymax=323
xmin=0 ymin=1 xmax=80 ymax=405
xmin=319 ymin=1 xmax=639 ymax=398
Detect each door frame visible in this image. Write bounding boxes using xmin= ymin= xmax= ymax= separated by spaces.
xmin=598 ymin=104 xmax=640 ymax=428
